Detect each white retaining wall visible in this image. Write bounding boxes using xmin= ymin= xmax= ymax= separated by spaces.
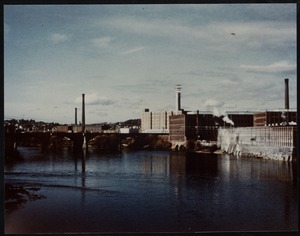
xmin=217 ymin=127 xmax=296 ymax=161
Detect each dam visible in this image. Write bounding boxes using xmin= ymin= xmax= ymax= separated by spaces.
xmin=217 ymin=126 xmax=297 ymax=162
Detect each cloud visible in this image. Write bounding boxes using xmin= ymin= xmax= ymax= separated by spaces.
xmin=91 ymin=36 xmax=113 ymax=48
xmin=117 ymin=96 xmax=147 ymax=109
xmin=100 ymin=16 xmax=295 ymax=51
xmin=203 ymin=99 xmax=224 ymax=108
xmin=122 ymin=46 xmax=145 ymax=55
xmin=4 ymin=5 xmax=296 ymax=124
xmin=75 ymin=93 xmax=115 ymax=106
xmin=50 ymin=33 xmax=69 ymax=43
xmin=240 ymin=60 xmax=296 ymax=73
xmin=101 ymin=17 xmax=204 ymax=42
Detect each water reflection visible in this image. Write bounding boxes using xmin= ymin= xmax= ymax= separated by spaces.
xmin=217 ymin=155 xmax=297 ymax=184
xmin=184 ymin=152 xmax=218 ymax=177
xmin=140 ymin=152 xmax=170 ymax=176
xmin=4 ymin=148 xmax=298 ymax=233
xmin=72 ymin=149 xmax=86 ymax=209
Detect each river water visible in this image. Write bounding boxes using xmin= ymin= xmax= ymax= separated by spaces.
xmin=4 ymin=147 xmax=298 ymax=233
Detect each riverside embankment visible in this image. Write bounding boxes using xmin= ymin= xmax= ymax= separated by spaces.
xmin=217 ymin=126 xmax=297 ymax=162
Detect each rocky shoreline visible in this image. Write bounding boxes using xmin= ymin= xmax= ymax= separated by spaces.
xmin=5 ymin=183 xmax=47 ymax=213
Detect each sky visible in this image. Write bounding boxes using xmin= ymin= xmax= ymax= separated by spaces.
xmin=4 ymin=4 xmax=297 ymax=124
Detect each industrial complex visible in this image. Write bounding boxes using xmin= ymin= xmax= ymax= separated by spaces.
xmin=141 ymin=80 xmax=296 ymax=138
xmin=140 ymin=79 xmax=296 ymax=161
xmin=5 ymin=78 xmax=297 ymax=161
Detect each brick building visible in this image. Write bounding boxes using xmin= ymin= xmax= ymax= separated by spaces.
xmin=253 ymin=110 xmax=297 ymax=126
xmin=169 ymin=111 xmax=255 ymax=142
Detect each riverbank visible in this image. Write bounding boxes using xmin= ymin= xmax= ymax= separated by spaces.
xmin=218 ymin=127 xmax=297 ymax=162
xmin=5 ymin=182 xmax=47 ymax=214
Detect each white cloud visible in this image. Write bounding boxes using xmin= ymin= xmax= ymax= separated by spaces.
xmin=91 ymin=36 xmax=113 ymax=48
xmin=240 ymin=60 xmax=296 ymax=73
xmin=101 ymin=17 xmax=206 ymax=43
xmin=50 ymin=33 xmax=69 ymax=43
xmin=122 ymin=47 xmax=145 ymax=55
xmin=203 ymin=99 xmax=224 ymax=108
xmin=100 ymin=17 xmax=295 ymax=50
xmin=4 ymin=5 xmax=297 ymax=124
xmin=75 ymin=93 xmax=115 ymax=106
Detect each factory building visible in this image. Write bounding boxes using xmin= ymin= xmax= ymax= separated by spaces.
xmin=169 ymin=111 xmax=255 ymax=143
xmin=253 ymin=110 xmax=297 ymax=126
xmin=169 ymin=113 xmax=186 ymax=142
xmin=141 ymin=85 xmax=183 ymax=133
xmin=227 ymin=112 xmax=254 ymax=127
xmin=253 ymin=79 xmax=296 ymax=126
xmin=169 ymin=84 xmax=256 ymax=142
xmin=142 ymin=78 xmax=296 ymax=146
xmin=141 ymin=109 xmax=152 ymax=131
xmin=141 ymin=109 xmax=173 ymax=133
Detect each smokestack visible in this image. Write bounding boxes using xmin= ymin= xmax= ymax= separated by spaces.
xmin=175 ymin=84 xmax=182 ymax=112
xmin=285 ymin=78 xmax=289 ymax=110
xmin=82 ymin=94 xmax=85 ymax=133
xmin=75 ymin=108 xmax=77 ymax=125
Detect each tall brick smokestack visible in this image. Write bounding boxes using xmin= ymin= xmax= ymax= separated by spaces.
xmin=75 ymin=108 xmax=77 ymax=125
xmin=82 ymin=94 xmax=85 ymax=133
xmin=285 ymin=78 xmax=289 ymax=110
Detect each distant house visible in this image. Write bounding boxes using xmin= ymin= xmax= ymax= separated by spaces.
xmin=55 ymin=125 xmax=70 ymax=133
xmin=85 ymin=124 xmax=102 ymax=133
xmin=119 ymin=127 xmax=139 ymax=134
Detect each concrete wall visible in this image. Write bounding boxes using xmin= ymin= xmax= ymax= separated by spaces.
xmin=217 ymin=127 xmax=297 ymax=161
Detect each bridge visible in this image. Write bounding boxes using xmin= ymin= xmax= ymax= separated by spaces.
xmin=4 ymin=124 xmax=168 ymax=154
xmin=4 ymin=94 xmax=169 ymax=155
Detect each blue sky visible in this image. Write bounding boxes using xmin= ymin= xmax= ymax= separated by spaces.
xmin=4 ymin=4 xmax=296 ymax=124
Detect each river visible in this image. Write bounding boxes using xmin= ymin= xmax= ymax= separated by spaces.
xmin=4 ymin=147 xmax=298 ymax=233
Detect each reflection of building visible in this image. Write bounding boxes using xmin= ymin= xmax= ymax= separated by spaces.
xmin=170 ymin=152 xmax=218 ymax=177
xmin=253 ymin=110 xmax=297 ymax=126
xmin=169 ymin=152 xmax=186 ymax=176
xmin=140 ymin=153 xmax=170 ymax=176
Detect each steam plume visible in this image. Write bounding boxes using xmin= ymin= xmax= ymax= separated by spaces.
xmin=213 ymin=107 xmax=234 ymax=126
